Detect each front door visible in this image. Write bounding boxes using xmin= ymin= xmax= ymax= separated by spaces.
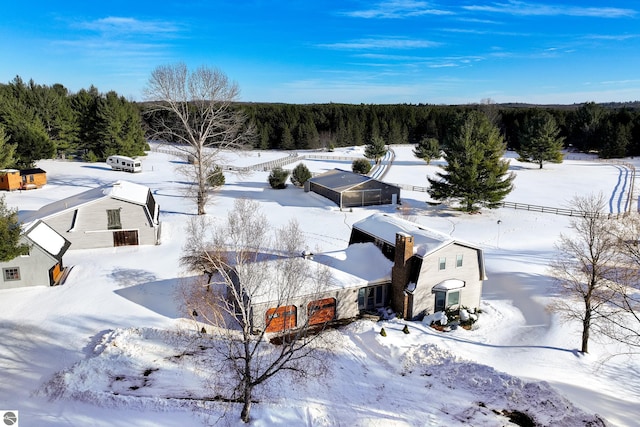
xmin=434 ymin=291 xmax=446 ymax=312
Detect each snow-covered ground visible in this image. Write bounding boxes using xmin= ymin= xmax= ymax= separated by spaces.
xmin=1 ymin=145 xmax=639 ymax=426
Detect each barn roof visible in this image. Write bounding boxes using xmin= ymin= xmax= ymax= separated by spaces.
xmin=21 ymin=180 xmax=152 ymax=225
xmin=308 ymin=168 xmax=373 ymax=192
xmin=352 ymin=213 xmax=476 ymax=258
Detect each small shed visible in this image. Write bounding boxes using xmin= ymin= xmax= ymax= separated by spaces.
xmin=0 ymin=168 xmax=47 ymax=191
xmin=0 ymin=220 xmax=71 ymax=289
xmin=306 ymin=168 xmax=401 ymax=208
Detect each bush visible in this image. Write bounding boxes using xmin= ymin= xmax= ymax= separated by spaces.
xmin=84 ymin=150 xmax=98 ymax=163
xmin=207 ymin=165 xmax=226 ymax=187
xmin=268 ymin=166 xmax=289 ymax=189
xmin=352 ymin=158 xmax=372 ymax=175
xmin=290 ymin=163 xmax=312 ymax=187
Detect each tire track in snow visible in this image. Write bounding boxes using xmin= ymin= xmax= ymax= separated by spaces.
xmin=609 ymin=165 xmax=630 ymax=214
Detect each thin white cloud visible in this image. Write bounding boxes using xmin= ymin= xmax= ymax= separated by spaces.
xmin=77 ymin=16 xmax=181 ymax=36
xmin=342 ymin=0 xmax=453 ymax=19
xmin=464 ymin=1 xmax=637 ymax=18
xmin=584 ymin=33 xmax=639 ymax=41
xmin=319 ymin=37 xmax=440 ymax=50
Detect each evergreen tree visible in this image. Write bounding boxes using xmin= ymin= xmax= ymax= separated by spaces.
xmin=413 ymin=136 xmax=440 ymax=165
xmin=516 ymin=110 xmax=564 ymax=168
xmin=95 ymin=91 xmax=147 ymax=159
xmin=352 ymin=158 xmax=372 ymax=174
xmin=0 ymin=196 xmax=29 ymax=262
xmin=0 ymin=125 xmax=17 ymax=168
xmin=206 ymin=165 xmax=226 ymax=187
xmin=268 ymin=166 xmax=289 ymax=189
xmin=280 ymin=125 xmax=295 ymax=150
xmin=290 ymin=163 xmax=312 ymax=187
xmin=364 ymin=135 xmax=387 ymax=163
xmin=598 ymin=117 xmax=630 ymax=159
xmin=428 ymin=111 xmax=514 ymax=212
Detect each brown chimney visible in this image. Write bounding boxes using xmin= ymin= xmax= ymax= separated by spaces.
xmin=391 ymin=232 xmax=413 ymax=318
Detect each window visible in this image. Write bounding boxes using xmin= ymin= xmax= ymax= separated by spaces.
xmin=447 ymin=291 xmax=460 ymax=306
xmin=358 ymin=285 xmax=390 ymax=310
xmin=438 ymin=257 xmax=446 ymax=270
xmin=456 ymin=254 xmax=463 ymax=268
xmin=3 ymin=267 xmax=20 ymax=281
xmin=29 ymin=175 xmax=34 ymax=182
xmin=107 ymin=209 xmax=122 ymax=230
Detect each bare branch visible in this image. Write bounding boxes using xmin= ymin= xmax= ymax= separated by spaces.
xmin=143 ymin=63 xmax=255 ymax=214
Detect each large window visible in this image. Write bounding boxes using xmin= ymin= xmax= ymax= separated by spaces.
xmin=107 ymin=209 xmax=122 ymax=230
xmin=3 ymin=267 xmax=20 ymax=281
xmin=358 ymin=284 xmax=390 ymax=311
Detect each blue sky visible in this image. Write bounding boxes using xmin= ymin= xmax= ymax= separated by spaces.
xmin=2 ymin=1 xmax=639 ymax=104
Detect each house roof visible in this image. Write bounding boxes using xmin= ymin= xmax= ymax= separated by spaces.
xmin=313 ymin=242 xmax=393 ymax=284
xmin=24 ymin=220 xmax=71 ymax=259
xmin=245 ymin=254 xmax=370 ymax=305
xmin=21 ymin=180 xmax=152 ymax=225
xmin=352 ymin=213 xmax=477 ymax=258
xmin=308 ymin=168 xmax=373 ymax=192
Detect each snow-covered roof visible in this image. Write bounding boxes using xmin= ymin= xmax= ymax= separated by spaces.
xmin=24 ymin=220 xmax=70 ymax=258
xmin=352 ymin=213 xmax=461 ymax=257
xmin=313 ymin=242 xmax=392 ymax=284
xmin=309 ymin=168 xmax=372 ymax=191
xmin=433 ymin=279 xmax=465 ymax=291
xmin=21 ymin=181 xmax=151 ymax=225
xmin=107 ymin=180 xmax=150 ymax=205
xmin=246 ymin=255 xmax=370 ymax=305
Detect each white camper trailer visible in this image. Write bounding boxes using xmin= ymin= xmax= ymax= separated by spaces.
xmin=106 ymin=156 xmax=142 ymax=173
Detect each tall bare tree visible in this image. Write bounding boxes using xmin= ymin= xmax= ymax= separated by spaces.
xmin=144 ymin=63 xmax=254 ymax=214
xmin=602 ymin=214 xmax=640 ymax=350
xmin=549 ymin=194 xmax=619 ymax=353
xmin=180 ymin=199 xmax=331 ymax=422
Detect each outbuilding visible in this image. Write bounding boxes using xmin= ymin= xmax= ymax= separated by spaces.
xmin=0 ymin=220 xmax=71 ymax=289
xmin=0 ymin=168 xmax=47 ymax=191
xmin=305 ymin=168 xmax=400 ymax=208
xmin=22 ymin=180 xmax=161 ymax=249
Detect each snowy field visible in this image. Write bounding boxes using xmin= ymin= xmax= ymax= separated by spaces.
xmin=1 ymin=145 xmax=639 ymax=426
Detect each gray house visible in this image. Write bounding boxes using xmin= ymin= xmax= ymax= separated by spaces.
xmin=0 ymin=220 xmax=71 ymax=289
xmin=305 ymin=169 xmax=401 ymax=208
xmin=240 ymin=213 xmax=485 ymax=333
xmin=349 ymin=213 xmax=486 ymax=320
xmin=23 ymin=180 xmax=160 ymax=249
xmin=244 ymin=243 xmax=392 ymax=333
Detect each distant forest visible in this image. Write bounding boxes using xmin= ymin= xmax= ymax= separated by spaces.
xmin=2 ymin=76 xmax=640 ymax=168
xmin=235 ymin=101 xmax=640 ymax=158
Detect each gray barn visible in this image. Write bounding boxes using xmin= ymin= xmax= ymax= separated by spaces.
xmin=23 ymin=181 xmax=161 ymax=249
xmin=306 ymin=169 xmax=401 ymax=208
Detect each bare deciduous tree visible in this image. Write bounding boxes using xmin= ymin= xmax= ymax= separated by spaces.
xmin=144 ymin=63 xmax=254 ymax=214
xmin=600 ymin=214 xmax=640 ymax=350
xmin=549 ymin=193 xmax=619 ymax=353
xmin=180 ymin=199 xmax=331 ymax=423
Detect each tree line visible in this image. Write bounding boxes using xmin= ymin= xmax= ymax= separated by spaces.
xmin=233 ymin=101 xmax=640 ymax=158
xmin=3 ymin=75 xmax=640 ymax=170
xmin=0 ymin=76 xmax=148 ymax=168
